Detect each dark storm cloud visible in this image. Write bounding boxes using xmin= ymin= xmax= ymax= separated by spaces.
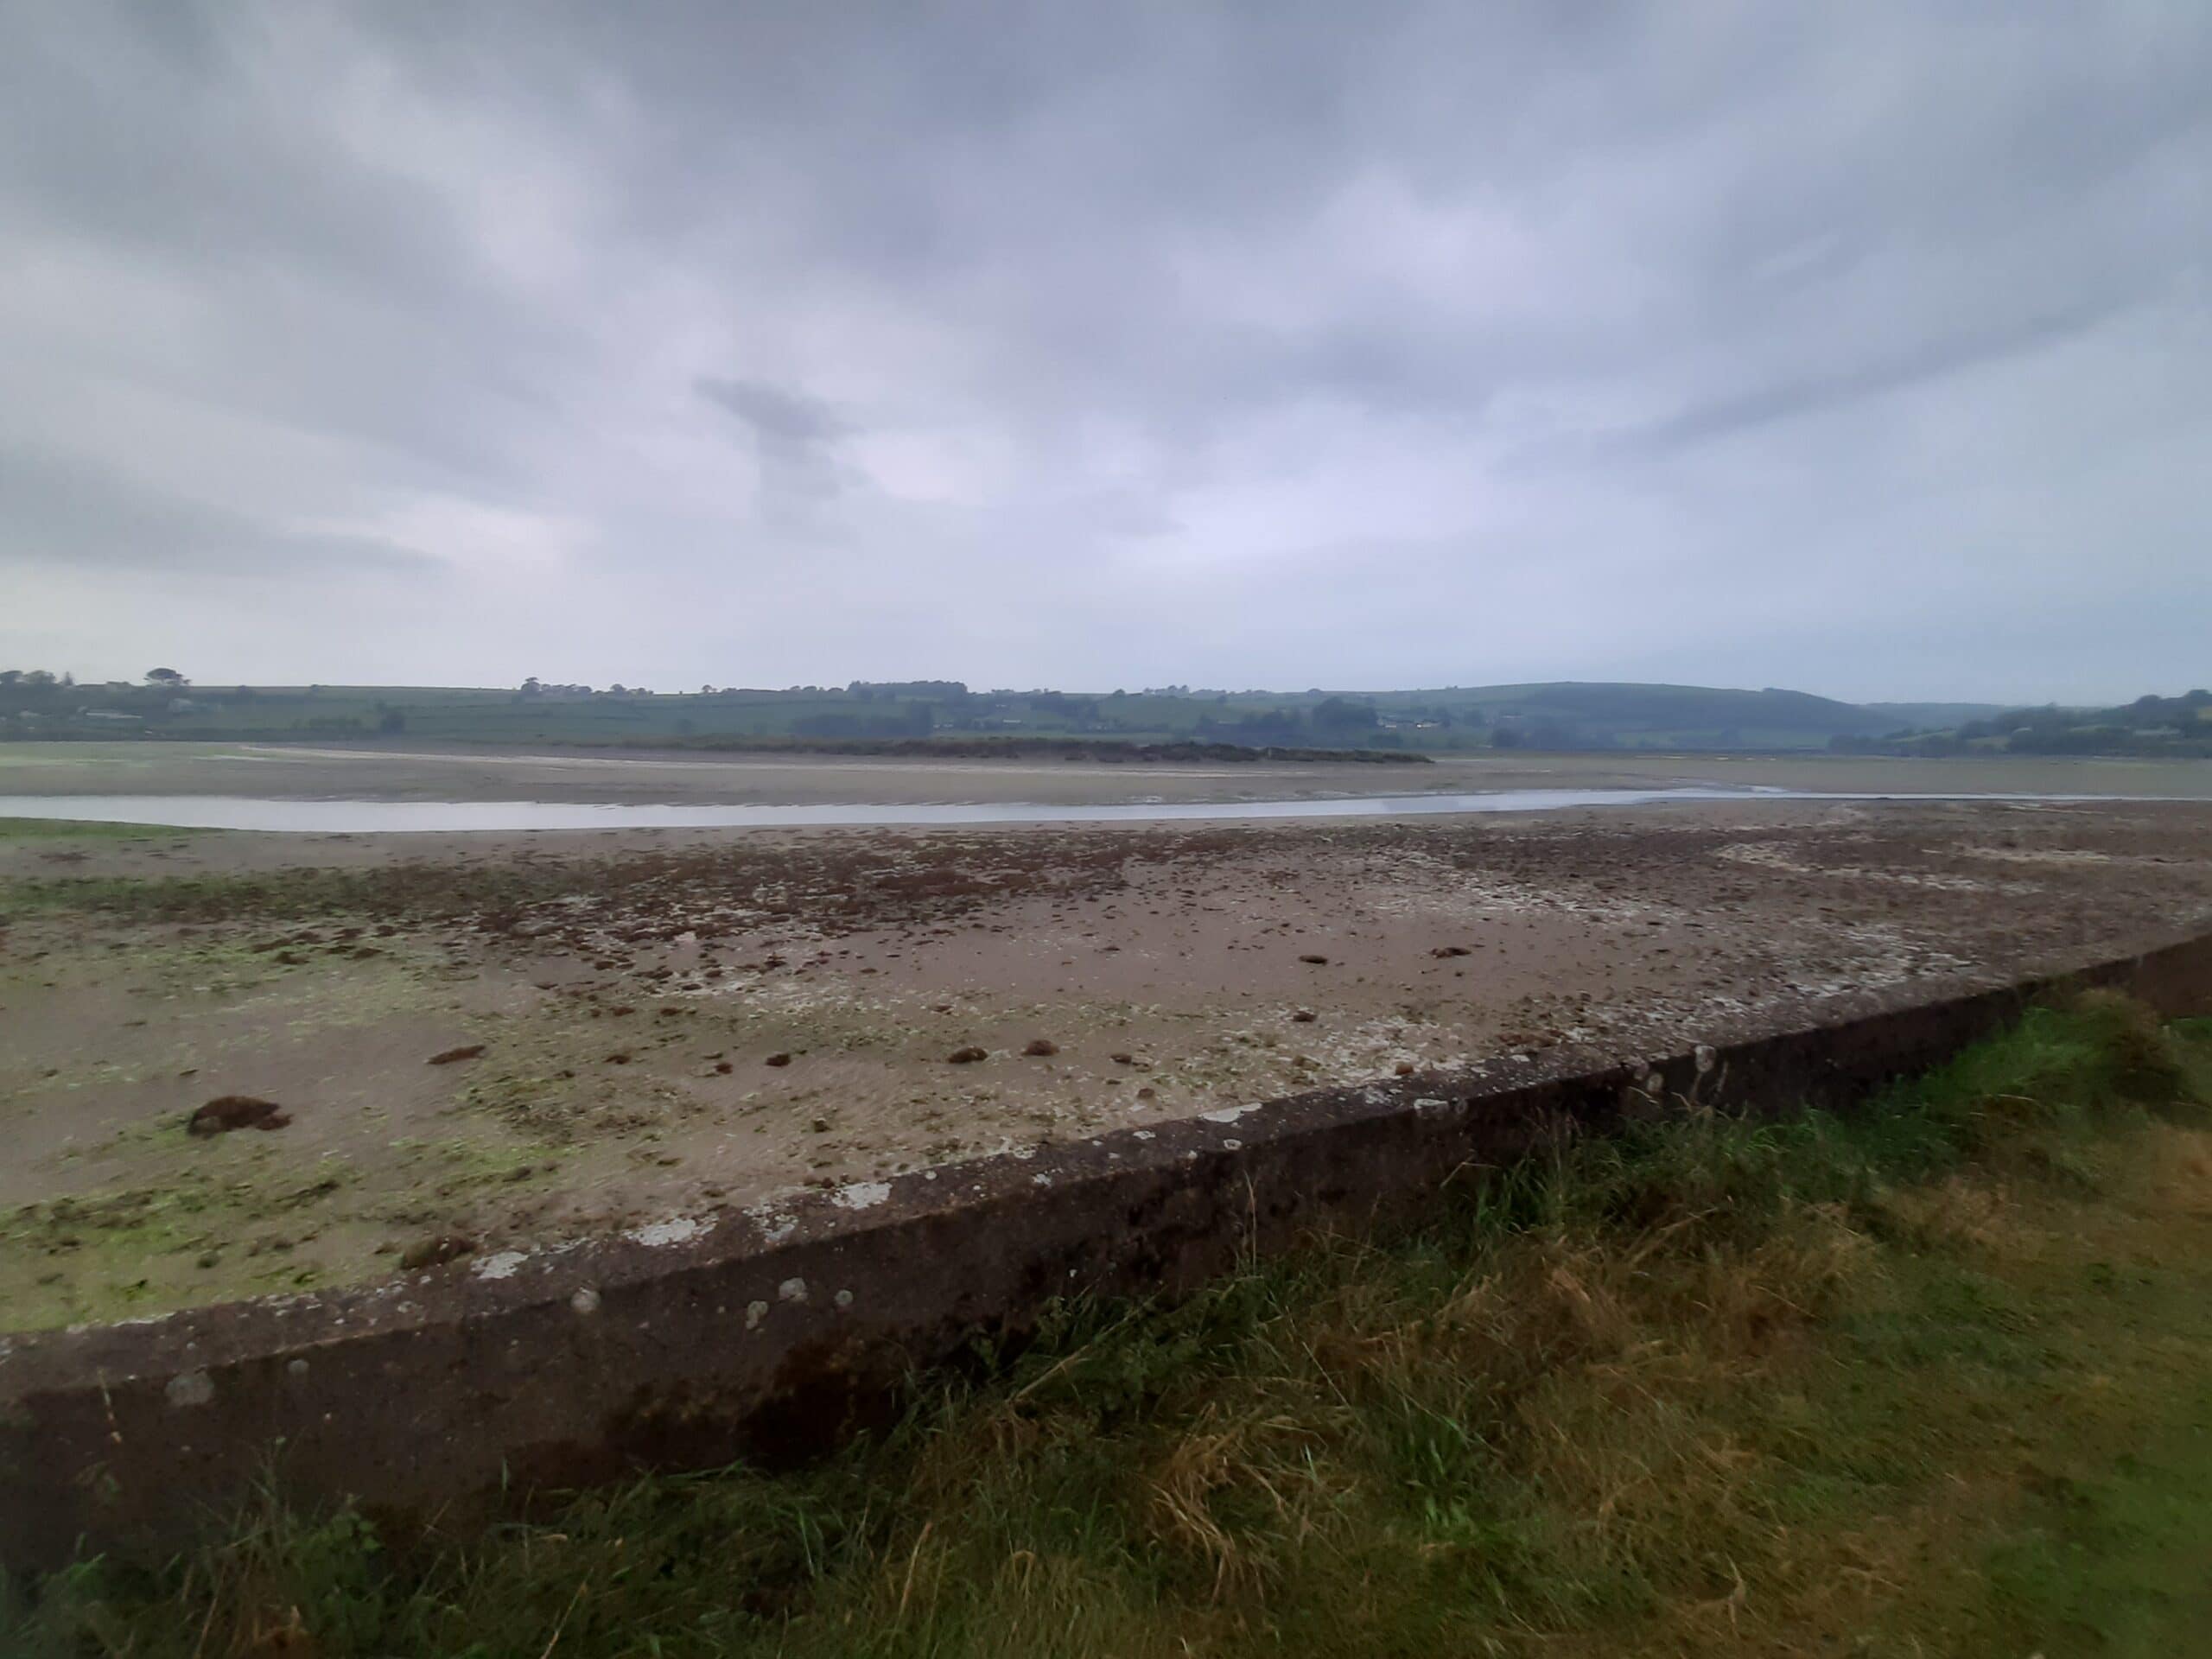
xmin=0 ymin=448 xmax=432 ymax=579
xmin=696 ymin=378 xmax=855 ymax=514
xmin=696 ymin=381 xmax=847 ymax=451
xmin=3 ymin=1 xmax=2207 ymax=697
xmin=1592 ymin=302 xmax=2128 ymax=460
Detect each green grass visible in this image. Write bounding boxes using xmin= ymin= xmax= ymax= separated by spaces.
xmin=7 ymin=995 xmax=2211 ymax=1656
xmin=1980 ymin=1370 xmax=2212 ymax=1656
xmin=0 ymin=817 xmax=201 ymax=841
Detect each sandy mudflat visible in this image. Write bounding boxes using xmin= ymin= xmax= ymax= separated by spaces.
xmin=4 ymin=782 xmax=2211 ymax=1332
xmin=4 ymin=741 xmax=2210 ymax=809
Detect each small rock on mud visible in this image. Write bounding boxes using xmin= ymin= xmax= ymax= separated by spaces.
xmin=399 ymin=1235 xmax=476 ymax=1271
xmin=947 ymin=1046 xmax=989 ymax=1064
xmin=427 ymin=1044 xmax=486 ymax=1065
xmin=1022 ymin=1039 xmax=1059 ymax=1057
xmin=188 ymin=1096 xmax=291 ymax=1137
xmin=1299 ymin=953 xmax=1330 ymax=965
xmin=764 ymin=1052 xmax=792 ymax=1067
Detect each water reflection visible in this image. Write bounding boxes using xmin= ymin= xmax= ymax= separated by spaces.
xmin=0 ymin=785 xmax=2134 ymax=834
xmin=0 ymin=787 xmax=1782 ymax=832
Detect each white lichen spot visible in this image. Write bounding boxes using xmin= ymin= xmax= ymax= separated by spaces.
xmin=778 ymin=1276 xmax=809 ymax=1304
xmin=734 ymin=1202 xmax=801 ymax=1245
xmin=474 ymin=1250 xmax=530 ymax=1281
xmin=830 ymin=1181 xmax=893 ymax=1211
xmin=285 ymin=1357 xmax=309 ymax=1378
xmin=165 ymin=1370 xmax=213 ymax=1408
xmin=745 ymin=1300 xmax=768 ymax=1330
xmin=834 ymin=1288 xmax=855 ymax=1310
xmin=626 ymin=1217 xmax=707 ymax=1249
xmin=1694 ymin=1043 xmax=1718 ymax=1074
xmin=1031 ymin=1173 xmax=1052 ymax=1187
xmin=1198 ymin=1105 xmax=1255 ymax=1125
xmin=1222 ymin=1138 xmax=1244 ymax=1151
xmin=569 ymin=1286 xmax=601 ymax=1315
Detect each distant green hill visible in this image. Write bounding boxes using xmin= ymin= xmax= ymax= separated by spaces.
xmin=0 ymin=670 xmax=2082 ymax=755
xmin=1386 ymin=682 xmax=1897 ymax=749
xmin=1857 ymin=701 xmax=2012 ymax=733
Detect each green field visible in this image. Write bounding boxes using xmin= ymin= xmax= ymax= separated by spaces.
xmin=0 ymin=675 xmax=1991 ymax=754
xmin=10 ymin=995 xmax=2211 ymax=1656
xmin=0 ymin=817 xmax=201 ymax=842
xmin=25 ymin=677 xmax=2200 ymax=758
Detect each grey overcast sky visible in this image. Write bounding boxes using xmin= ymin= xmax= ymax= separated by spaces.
xmin=3 ymin=2 xmax=2207 ymax=702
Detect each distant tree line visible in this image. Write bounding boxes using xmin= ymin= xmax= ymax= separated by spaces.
xmin=12 ymin=669 xmax=2031 ymax=757
xmin=0 ymin=668 xmax=423 ymax=738
xmin=1832 ymin=690 xmax=2212 ymax=758
xmin=1 ymin=666 xmax=191 ymax=729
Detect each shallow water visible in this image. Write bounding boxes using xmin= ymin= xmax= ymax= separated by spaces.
xmin=0 ymin=785 xmax=2160 ymax=834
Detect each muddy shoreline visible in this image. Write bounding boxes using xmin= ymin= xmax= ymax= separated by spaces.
xmin=6 ymin=791 xmax=2211 ymax=1331
xmin=5 ymin=741 xmax=2209 ymax=808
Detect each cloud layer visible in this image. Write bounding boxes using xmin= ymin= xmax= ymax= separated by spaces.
xmin=4 ymin=1 xmax=2206 ymax=699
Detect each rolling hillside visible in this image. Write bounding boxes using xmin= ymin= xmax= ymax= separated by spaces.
xmin=0 ymin=670 xmax=2057 ymax=754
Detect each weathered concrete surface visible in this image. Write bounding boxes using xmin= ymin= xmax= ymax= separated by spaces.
xmin=4 ymin=928 xmax=2210 ymax=1569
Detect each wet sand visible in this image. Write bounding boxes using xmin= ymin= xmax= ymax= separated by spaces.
xmin=5 ymin=790 xmax=2211 ymax=1331
xmin=5 ymin=740 xmax=2209 ymax=809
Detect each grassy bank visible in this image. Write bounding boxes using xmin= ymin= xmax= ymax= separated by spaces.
xmin=9 ymin=995 xmax=2211 ymax=1656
